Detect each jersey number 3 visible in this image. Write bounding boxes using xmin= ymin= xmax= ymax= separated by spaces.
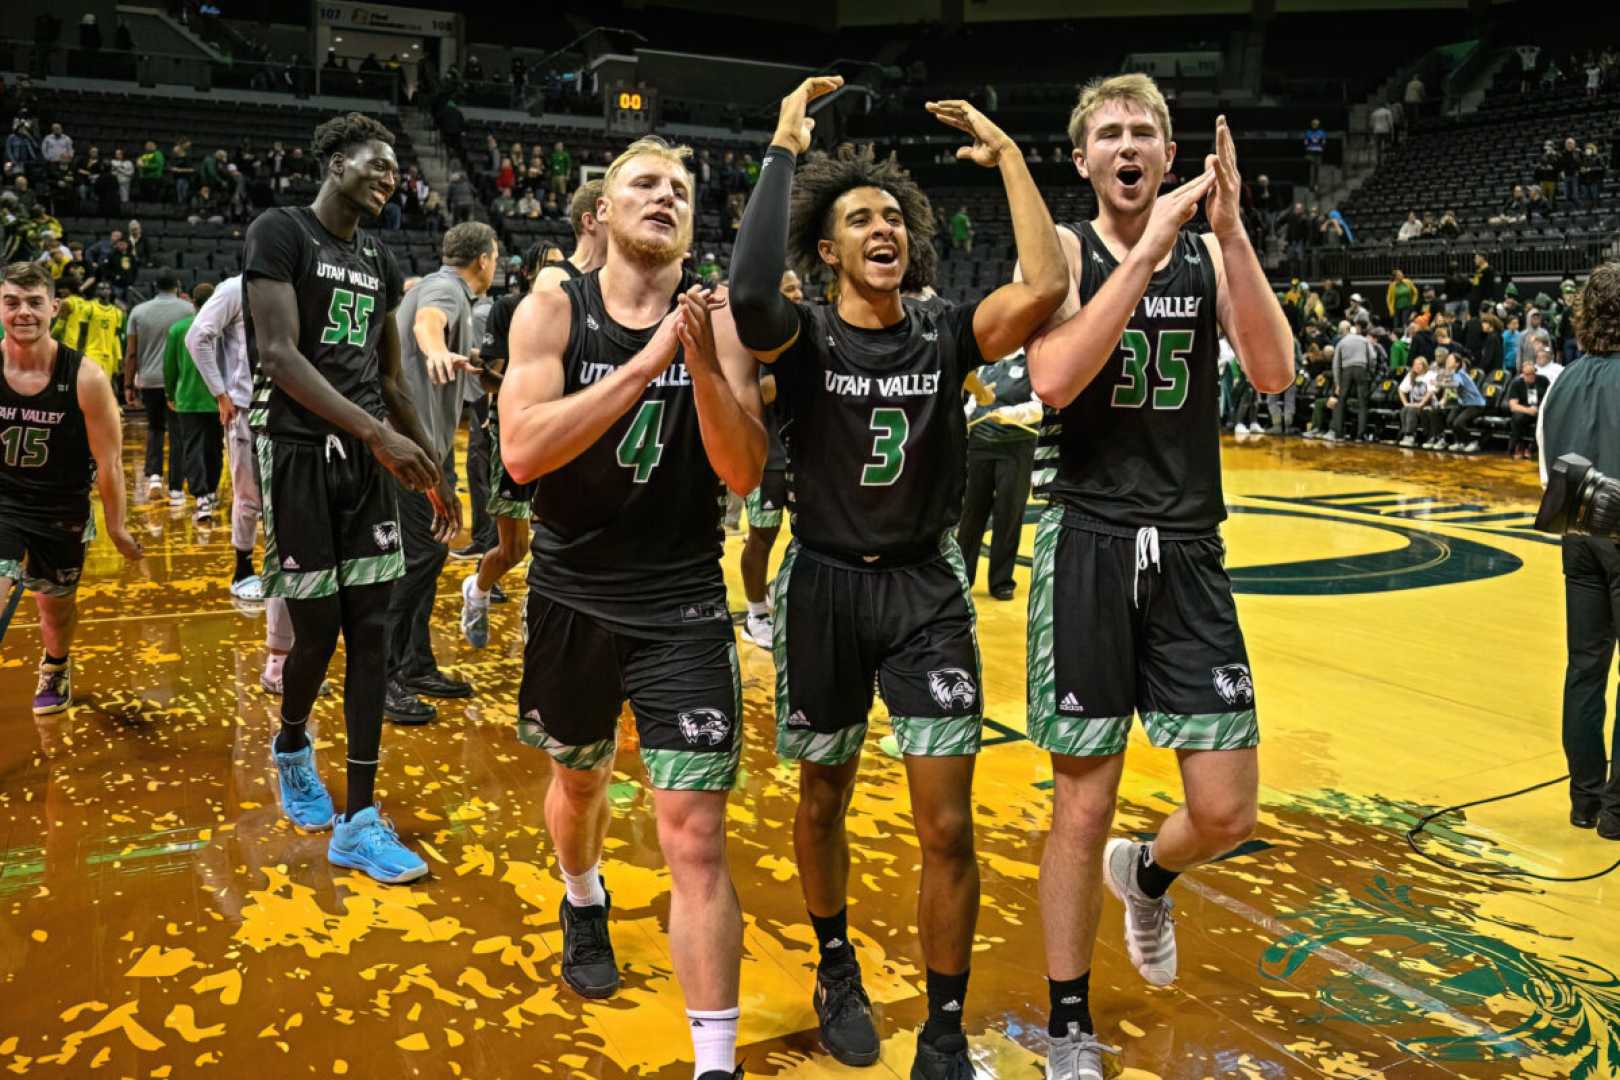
xmin=1111 ymin=328 xmax=1194 ymax=410
xmin=861 ymin=407 xmax=909 ymax=486
xmin=616 ymin=400 xmax=666 ymax=483
xmin=319 ymin=287 xmax=376 ymax=347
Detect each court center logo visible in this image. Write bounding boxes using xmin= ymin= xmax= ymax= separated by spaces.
xmin=927 ymin=668 xmax=977 ymax=710
xmin=372 ymin=521 xmax=400 ymax=551
xmin=678 ymin=708 xmax=730 ymax=746
xmin=1211 ymin=664 xmax=1254 ymax=706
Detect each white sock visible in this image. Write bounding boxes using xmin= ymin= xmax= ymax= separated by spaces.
xmin=561 ymin=861 xmax=606 ymax=908
xmin=687 ymin=1007 xmax=739 ymax=1078
xmin=747 ymin=601 xmax=768 ymax=618
xmin=264 ymin=653 xmax=286 ymax=681
xmin=468 ymin=578 xmax=489 ymax=601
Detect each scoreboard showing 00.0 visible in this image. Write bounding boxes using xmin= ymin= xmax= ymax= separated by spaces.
xmin=606 ymin=83 xmax=659 ymax=135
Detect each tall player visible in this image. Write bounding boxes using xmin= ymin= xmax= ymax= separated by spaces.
xmin=1021 ymin=75 xmax=1293 ymax=1078
xmin=460 ymin=180 xmax=606 ymax=649
xmin=0 ymin=262 xmax=143 ymax=713
xmin=500 ymin=137 xmax=765 ymax=1080
xmin=729 ymin=79 xmax=1067 ymax=1078
xmin=244 ymin=112 xmax=450 ymax=884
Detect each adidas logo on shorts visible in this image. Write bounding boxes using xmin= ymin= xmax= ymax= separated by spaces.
xmin=281 ymin=555 xmax=301 ymax=570
xmin=786 ymin=709 xmax=811 ymax=730
xmin=1059 ymin=692 xmax=1084 ymax=714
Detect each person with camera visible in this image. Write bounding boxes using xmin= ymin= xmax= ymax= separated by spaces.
xmin=1538 ymin=263 xmax=1620 ymax=839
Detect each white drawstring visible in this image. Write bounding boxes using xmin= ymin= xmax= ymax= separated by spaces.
xmin=1133 ymin=526 xmax=1160 ymax=609
xmin=324 ymin=433 xmax=347 ymax=463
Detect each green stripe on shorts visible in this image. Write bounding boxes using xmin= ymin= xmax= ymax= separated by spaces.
xmin=771 ymin=540 xmax=801 ymax=733
xmin=1141 ymin=710 xmax=1259 ymax=751
xmin=644 ymin=642 xmax=742 ymax=790
xmin=0 ymin=558 xmax=20 ymax=582
xmin=520 ymin=718 xmax=617 ymax=771
xmin=339 ymin=551 xmax=404 ymax=589
xmin=777 ymin=723 xmax=867 ymax=766
xmin=487 ymin=422 xmax=532 ymax=520
xmin=256 ymin=436 xmax=287 ymax=599
xmin=891 ymin=715 xmax=980 ymax=757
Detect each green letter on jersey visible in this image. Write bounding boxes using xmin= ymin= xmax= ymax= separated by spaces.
xmin=0 ymin=426 xmax=48 ymax=468
xmin=1111 ymin=329 xmax=1151 ymax=408
xmin=319 ymin=288 xmax=373 ymax=346
xmin=616 ymin=400 xmax=666 ymax=483
xmin=861 ymin=407 xmax=909 ymax=486
xmin=1152 ymin=329 xmax=1194 ymax=409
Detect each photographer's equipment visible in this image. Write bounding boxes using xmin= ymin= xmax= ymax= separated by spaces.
xmin=1536 ymin=453 xmax=1620 ymax=538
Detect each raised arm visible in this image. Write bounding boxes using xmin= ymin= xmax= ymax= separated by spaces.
xmin=924 ymin=99 xmax=1067 ymax=360
xmin=730 ymin=76 xmax=844 ymax=361
xmin=1025 ymin=171 xmax=1215 ymax=409
xmin=1205 ymin=117 xmax=1293 ymax=393
xmin=77 ymin=359 xmax=142 ymax=561
xmin=498 ymin=285 xmax=685 ymax=483
xmin=679 ymin=287 xmax=765 ymax=494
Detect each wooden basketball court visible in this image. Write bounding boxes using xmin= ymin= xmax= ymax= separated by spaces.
xmin=1 ymin=430 xmax=1615 ymax=1079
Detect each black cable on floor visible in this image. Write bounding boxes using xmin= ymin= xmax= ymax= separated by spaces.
xmin=1406 ymin=774 xmax=1620 ymax=882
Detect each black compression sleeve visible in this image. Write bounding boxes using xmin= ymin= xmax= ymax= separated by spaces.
xmin=730 ymin=145 xmax=802 ymax=352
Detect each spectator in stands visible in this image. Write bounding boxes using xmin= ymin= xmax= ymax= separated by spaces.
xmin=1330 ymin=317 xmax=1375 ymax=442
xmin=1478 ymin=312 xmax=1505 ymax=375
xmin=1370 ymin=102 xmax=1392 ymax=163
xmin=1284 ymin=203 xmax=1311 ymax=278
xmin=1319 ymin=278 xmax=1343 ymax=322
xmin=1557 ymin=278 xmax=1582 ymax=361
xmin=1343 ymin=291 xmax=1370 ymax=325
xmin=1579 ymin=143 xmax=1605 ymax=207
xmin=1506 ymin=355 xmax=1548 ymax=459
xmin=187 ymin=184 xmax=226 ymax=225
xmin=1437 ymin=209 xmax=1460 ymax=240
xmin=1561 ymin=136 xmax=1583 ymax=204
xmin=1489 ymin=185 xmax=1529 ymax=225
xmin=170 ymin=138 xmax=194 ymax=205
xmin=496 ymin=156 xmax=515 ymax=197
xmin=1470 ymin=252 xmax=1497 ymax=314
xmin=108 ymin=146 xmax=133 ymax=206
xmin=1541 ymin=59 xmax=1563 ymax=90
xmin=32 ymin=229 xmax=70 ymax=279
xmin=1586 ymin=57 xmax=1603 ymax=98
xmin=96 ymin=234 xmax=136 ymax=298
xmin=423 ymin=190 xmax=447 ymax=231
xmin=1319 ymin=211 xmax=1349 ymax=248
xmin=1397 ymin=356 xmax=1435 ymax=447
xmin=949 ymin=204 xmax=973 ymax=257
xmin=1389 ymin=321 xmax=1415 ymax=372
xmin=1387 ymin=268 xmax=1418 ymax=328
xmin=135 ymin=140 xmax=165 ymax=203
xmin=483 ymin=133 xmax=500 ymax=176
xmin=1253 ymin=173 xmax=1280 ymax=231
xmin=73 ymin=144 xmax=101 ymax=204
xmin=1517 ymin=44 xmax=1542 ymax=93
xmin=1536 ymin=145 xmax=1561 ymax=204
xmin=1523 ymin=306 xmax=1553 ymax=358
xmin=1503 ymin=313 xmax=1522 ymax=372
xmin=548 ymin=141 xmax=572 ymax=197
xmin=448 ymin=171 xmax=475 ymax=224
xmin=1303 ymin=118 xmax=1326 ymax=192
xmin=126 ymin=219 xmax=152 ymax=266
xmin=697 ymin=251 xmax=721 ymax=287
xmin=516 ymin=189 xmax=540 ymax=219
xmin=1397 ymin=211 xmax=1423 ymax=242
xmin=541 ymin=191 xmax=562 ymax=219
xmin=40 ymin=123 xmax=72 ymax=168
xmin=199 ymin=148 xmax=227 ymax=195
xmin=1437 ymin=351 xmax=1486 ymax=452
xmin=742 ymin=153 xmax=760 ymax=187
xmin=125 ymin=269 xmax=193 ymax=499
xmin=5 ymin=120 xmax=38 ymax=177
xmin=1405 ymin=73 xmax=1426 ymax=119
xmin=490 ymin=188 xmax=516 ymax=220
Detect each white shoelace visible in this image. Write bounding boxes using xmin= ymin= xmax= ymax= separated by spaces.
xmin=1132 ymin=526 xmax=1160 ymax=609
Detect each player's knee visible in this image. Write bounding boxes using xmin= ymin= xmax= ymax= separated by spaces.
xmin=497 ymin=529 xmax=528 ymax=567
xmin=550 ymin=758 xmax=612 ymax=803
xmin=1050 ymin=783 xmax=1117 ymax=852
xmin=914 ymin=802 xmax=975 ymax=867
xmin=797 ymin=768 xmax=855 ymax=832
xmin=657 ymin=797 xmax=729 ymax=876
xmin=1188 ymin=798 xmax=1256 ymax=851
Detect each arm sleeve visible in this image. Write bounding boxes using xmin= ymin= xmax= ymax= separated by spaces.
xmin=242 ymin=210 xmax=303 ymax=283
xmin=728 ymin=145 xmax=803 ymax=352
xmin=185 ymin=288 xmax=229 ymax=399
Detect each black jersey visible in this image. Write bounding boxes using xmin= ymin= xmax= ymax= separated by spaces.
xmin=0 ymin=344 xmax=94 ymax=526
xmin=772 ymin=298 xmax=982 ymax=563
xmin=527 ymin=268 xmax=730 ymax=635
xmin=242 ymin=206 xmax=404 ymax=443
xmin=1035 ymin=223 xmax=1222 ymax=530
xmin=761 ymin=365 xmax=787 ymax=471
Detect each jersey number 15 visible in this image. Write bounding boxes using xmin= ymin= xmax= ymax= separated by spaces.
xmin=1111 ymin=328 xmax=1194 ymax=410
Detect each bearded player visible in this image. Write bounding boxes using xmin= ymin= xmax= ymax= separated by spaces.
xmin=731 ymin=78 xmax=1066 ymax=1079
xmin=1021 ymin=75 xmax=1293 ymax=1078
xmin=500 ymin=137 xmax=764 ymax=1080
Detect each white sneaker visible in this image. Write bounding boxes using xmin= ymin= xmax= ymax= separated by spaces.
xmin=1102 ymin=838 xmax=1178 ymax=986
xmin=146 ymin=474 xmax=163 ymax=499
xmin=1323 ymin=431 xmax=1338 ymax=442
xmin=169 ymin=489 xmax=186 ymax=507
xmin=460 ymin=573 xmax=490 ymax=649
xmin=1234 ymin=423 xmax=1250 ymax=435
xmin=1302 ymin=429 xmax=1320 ymax=439
xmin=1463 ymin=440 xmax=1481 ymax=453
xmin=1399 ymin=436 xmax=1416 ymax=447
xmin=1251 ymin=426 xmax=1267 ymax=437
xmin=742 ymin=611 xmax=773 ymax=649
xmin=194 ymin=495 xmax=215 ymax=522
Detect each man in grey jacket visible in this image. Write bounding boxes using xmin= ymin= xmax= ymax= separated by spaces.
xmin=1330 ymin=317 xmax=1377 ymax=442
xmin=387 ymin=222 xmax=497 ymax=712
xmin=123 ymin=270 xmax=194 ymax=501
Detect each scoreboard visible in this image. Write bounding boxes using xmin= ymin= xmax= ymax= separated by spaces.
xmin=606 ymin=82 xmax=660 ymax=136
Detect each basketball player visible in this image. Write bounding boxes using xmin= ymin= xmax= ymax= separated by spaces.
xmin=244 ymin=112 xmax=449 ymax=884
xmin=729 ymin=79 xmax=1067 ymax=1077
xmin=460 ymin=180 xmax=606 ymax=649
xmin=0 ymin=262 xmax=144 ymax=713
xmin=500 ymin=137 xmax=765 ymax=1080
xmin=1020 ymin=75 xmax=1293 ymax=1078
xmin=736 ymin=268 xmax=800 ymax=649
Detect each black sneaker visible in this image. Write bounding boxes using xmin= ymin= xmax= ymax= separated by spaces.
xmin=989 ymin=583 xmax=1016 ymax=601
xmin=403 ymin=669 xmax=474 ymax=699
xmin=1599 ymin=812 xmax=1620 ymax=841
xmin=1572 ymin=805 xmax=1600 ymax=829
xmin=559 ymin=890 xmax=619 ymax=998
xmin=384 ymin=680 xmax=437 ymax=725
xmin=815 ymin=965 xmax=880 ymax=1066
xmin=911 ymin=1031 xmax=974 ymax=1080
xmin=697 ymin=1069 xmax=743 ymax=1080
xmin=489 ymin=582 xmax=509 ymax=604
xmin=449 ymin=542 xmax=488 ymax=561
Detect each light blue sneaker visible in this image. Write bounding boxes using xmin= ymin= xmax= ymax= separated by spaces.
xmin=271 ymin=737 xmax=335 ymax=831
xmin=328 ymin=805 xmax=429 ymax=884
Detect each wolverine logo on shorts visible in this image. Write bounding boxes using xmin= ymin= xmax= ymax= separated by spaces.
xmin=372 ymin=521 xmax=400 ymax=551
xmin=678 ymin=708 xmax=730 ymax=746
xmin=1211 ymin=664 xmax=1254 ymax=706
xmin=927 ymin=668 xmax=977 ymax=711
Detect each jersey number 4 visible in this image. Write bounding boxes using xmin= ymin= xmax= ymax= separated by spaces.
xmin=616 ymin=400 xmax=666 ymax=483
xmin=861 ymin=407 xmax=909 ymax=486
xmin=0 ymin=426 xmax=49 ymax=469
xmin=319 ymin=287 xmax=376 ymax=347
xmin=1111 ymin=328 xmax=1194 ymax=410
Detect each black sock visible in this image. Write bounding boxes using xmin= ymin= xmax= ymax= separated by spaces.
xmin=811 ymin=907 xmax=856 ymax=974
xmin=43 ymin=652 xmax=68 ymax=667
xmin=346 ymin=757 xmax=377 ymax=819
xmin=233 ymin=549 xmax=254 ymax=582
xmin=921 ymin=968 xmax=968 ymax=1044
xmin=274 ymin=715 xmax=309 ymax=754
xmin=1047 ymin=972 xmax=1092 ymax=1037
xmin=1136 ymin=842 xmax=1180 ymax=900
